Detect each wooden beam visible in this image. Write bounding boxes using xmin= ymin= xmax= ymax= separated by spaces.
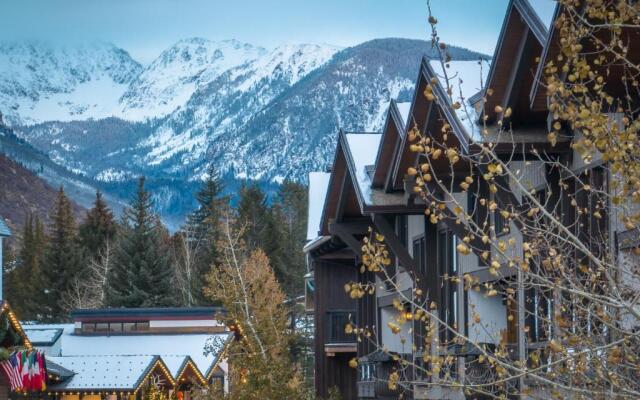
xmin=499 ymin=25 xmax=530 ymax=119
xmin=371 ymin=214 xmax=425 ymax=286
xmin=330 ymin=220 xmax=371 ymax=235
xmin=335 ymin=169 xmax=350 ymax=223
xmin=329 ymin=223 xmax=365 ymax=259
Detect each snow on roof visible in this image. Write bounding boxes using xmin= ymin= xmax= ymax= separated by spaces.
xmin=395 ymin=102 xmax=411 ymax=128
xmin=60 ymin=332 xmax=231 ymax=377
xmin=159 ymin=355 xmax=189 ymax=379
xmin=306 ymin=171 xmax=331 ymax=240
xmin=47 ymin=355 xmax=161 ymax=390
xmin=528 ymin=0 xmax=557 ymax=30
xmin=429 ymin=60 xmax=490 ymax=139
xmin=22 ymin=327 xmax=63 ymax=345
xmin=345 ymin=133 xmax=382 ymax=205
xmin=24 ymin=322 xmax=230 ymax=378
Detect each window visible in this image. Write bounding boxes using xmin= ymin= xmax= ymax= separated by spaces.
xmin=326 ymin=311 xmax=354 ymax=344
xmin=493 ymin=179 xmax=511 ymax=236
xmin=525 ymin=284 xmax=553 ymax=343
xmin=136 ymin=321 xmax=150 ymax=331
xmin=359 ymin=362 xmax=376 ymax=382
xmin=438 ymin=230 xmax=458 ymax=343
xmin=123 ymin=322 xmax=136 ymax=332
xmin=80 ymin=321 xmax=150 ymax=334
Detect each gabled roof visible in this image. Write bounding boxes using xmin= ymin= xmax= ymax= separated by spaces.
xmin=47 ymin=355 xmax=175 ymax=392
xmin=529 ymin=2 xmax=640 ymax=112
xmin=483 ymin=0 xmax=553 ymax=124
xmin=319 ymin=133 xmax=359 ymax=236
xmin=319 ymin=128 xmax=415 ymax=236
xmin=372 ymin=100 xmax=408 ymax=189
xmin=344 ymin=132 xmax=383 ymax=208
xmin=529 ymin=2 xmax=562 ymax=111
xmin=390 ymin=58 xmax=473 ymax=190
xmin=161 ymin=355 xmax=208 ymax=386
xmin=0 ymin=301 xmax=32 ymax=349
xmin=23 ymin=322 xmax=231 ymax=383
xmin=0 ymin=218 xmax=11 ymax=237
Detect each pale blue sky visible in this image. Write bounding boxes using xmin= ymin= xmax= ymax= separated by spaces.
xmin=1 ymin=0 xmax=556 ymax=64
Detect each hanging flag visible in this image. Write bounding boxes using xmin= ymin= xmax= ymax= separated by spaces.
xmin=19 ymin=350 xmax=30 ymax=391
xmin=28 ymin=352 xmax=36 ymax=391
xmin=36 ymin=352 xmax=46 ymax=391
xmin=0 ymin=353 xmax=23 ymax=391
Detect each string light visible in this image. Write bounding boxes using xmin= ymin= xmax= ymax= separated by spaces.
xmin=176 ymin=360 xmax=207 ymax=387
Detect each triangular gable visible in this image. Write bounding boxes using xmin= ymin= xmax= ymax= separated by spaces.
xmin=174 ymin=357 xmax=207 ymax=386
xmin=529 ymin=3 xmax=640 ymax=113
xmin=483 ymin=0 xmax=552 ymax=125
xmin=390 ymin=57 xmax=471 ymax=191
xmin=529 ymin=3 xmax=562 ymax=111
xmin=0 ymin=301 xmax=32 ymax=350
xmin=319 ymin=132 xmax=363 ymax=236
xmin=134 ymin=357 xmax=176 ymax=393
xmin=372 ymin=100 xmax=407 ymax=190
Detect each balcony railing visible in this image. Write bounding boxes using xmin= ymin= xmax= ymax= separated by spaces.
xmin=325 ymin=310 xmax=355 ymax=344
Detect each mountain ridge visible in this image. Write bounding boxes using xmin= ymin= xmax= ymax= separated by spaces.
xmin=0 ymin=37 xmax=489 ymax=227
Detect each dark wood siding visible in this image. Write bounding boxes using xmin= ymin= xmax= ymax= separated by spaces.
xmin=357 ymin=269 xmax=377 ymax=357
xmin=314 ymin=258 xmax=358 ymax=399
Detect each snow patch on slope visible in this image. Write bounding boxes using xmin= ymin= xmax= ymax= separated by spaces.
xmin=120 ymin=38 xmax=267 ymax=120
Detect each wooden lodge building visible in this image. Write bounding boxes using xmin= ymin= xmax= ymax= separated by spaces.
xmin=23 ymin=307 xmax=232 ymax=399
xmin=0 ymin=217 xmax=232 ymax=400
xmin=304 ymin=0 xmax=640 ymax=399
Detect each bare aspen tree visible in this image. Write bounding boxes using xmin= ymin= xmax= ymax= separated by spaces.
xmin=203 ymin=214 xmax=309 ymax=399
xmin=345 ymin=1 xmax=640 ymax=399
xmin=61 ymin=241 xmax=113 ymax=311
xmin=172 ymin=225 xmax=202 ymax=306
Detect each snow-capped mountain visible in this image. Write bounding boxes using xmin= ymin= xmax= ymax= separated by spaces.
xmin=0 ymin=41 xmax=142 ymax=126
xmin=119 ymin=38 xmax=268 ymax=121
xmin=1 ymin=38 xmax=487 ymax=227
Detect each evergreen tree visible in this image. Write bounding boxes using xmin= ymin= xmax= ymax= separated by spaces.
xmin=79 ymin=191 xmax=116 ymax=256
xmin=3 ymin=225 xmax=19 ymax=311
xmin=44 ymin=188 xmax=85 ymax=321
xmin=176 ymin=166 xmax=229 ymax=305
xmin=107 ymin=177 xmax=174 ymax=307
xmin=21 ymin=215 xmax=47 ymax=319
xmin=237 ymin=182 xmax=283 ymax=283
xmin=272 ymin=180 xmax=308 ymax=296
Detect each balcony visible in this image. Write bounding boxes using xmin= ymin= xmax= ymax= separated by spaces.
xmin=324 ymin=310 xmax=356 ymax=355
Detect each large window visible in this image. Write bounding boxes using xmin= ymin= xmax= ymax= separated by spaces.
xmin=81 ymin=321 xmax=150 ymax=334
xmin=438 ymin=230 xmax=458 ymax=343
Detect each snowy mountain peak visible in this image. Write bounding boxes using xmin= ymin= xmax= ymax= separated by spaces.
xmin=0 ymin=40 xmax=142 ymax=125
xmin=118 ymin=38 xmax=267 ymax=121
xmin=4 ymin=38 xmax=489 ymax=225
xmin=236 ymin=42 xmax=340 ymax=91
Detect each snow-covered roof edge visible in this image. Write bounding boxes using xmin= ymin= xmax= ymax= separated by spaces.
xmin=306 ymin=171 xmax=331 ymax=240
